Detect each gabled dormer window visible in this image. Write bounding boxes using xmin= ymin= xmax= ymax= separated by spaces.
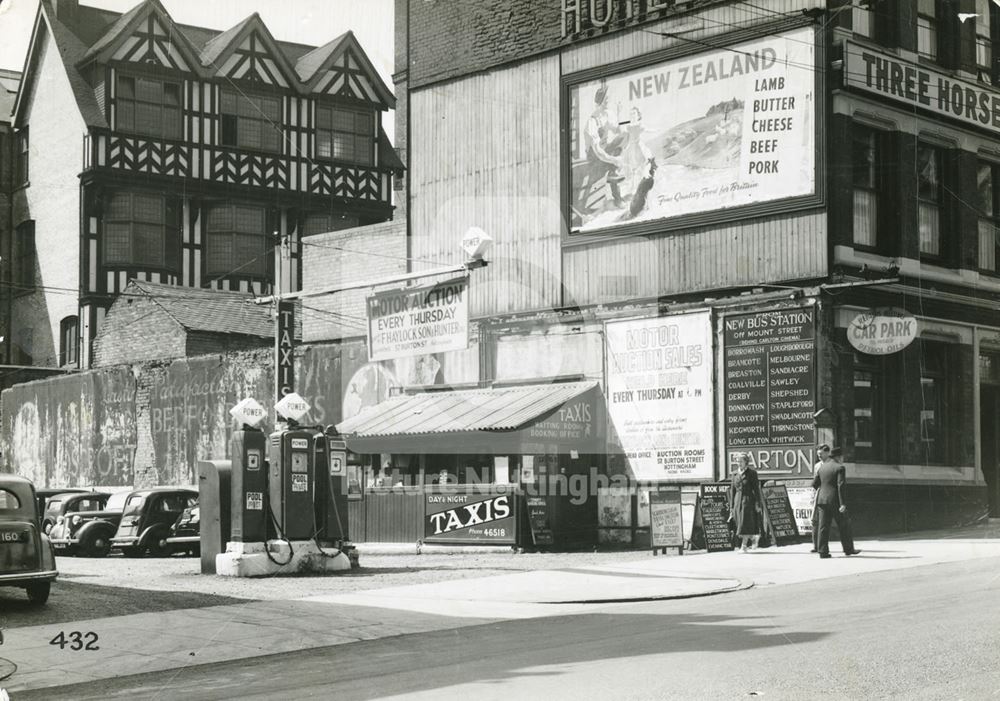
xmin=316 ymin=104 xmax=373 ymax=165
xmin=116 ymin=75 xmax=182 ymax=140
xmin=220 ymin=88 xmax=282 ymax=153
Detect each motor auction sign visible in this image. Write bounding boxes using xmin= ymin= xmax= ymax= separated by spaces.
xmin=723 ymin=307 xmax=816 ymax=474
xmin=366 ymin=277 xmax=469 ymax=362
xmin=605 ymin=312 xmax=714 ymax=481
xmin=424 ymin=487 xmax=517 ymax=545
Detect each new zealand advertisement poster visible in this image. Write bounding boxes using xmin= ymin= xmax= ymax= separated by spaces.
xmin=568 ymin=28 xmax=816 ymax=233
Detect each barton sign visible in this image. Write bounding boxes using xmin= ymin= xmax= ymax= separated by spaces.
xmin=847 ymin=309 xmax=919 ymax=355
xmin=366 ymin=277 xmax=469 ymax=362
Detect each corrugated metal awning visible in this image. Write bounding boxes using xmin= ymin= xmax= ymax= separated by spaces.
xmin=336 ymin=381 xmax=599 ymax=438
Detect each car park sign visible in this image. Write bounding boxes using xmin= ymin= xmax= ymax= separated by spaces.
xmin=230 ymin=397 xmax=267 ymax=427
xmin=275 ymin=392 xmax=310 ymax=421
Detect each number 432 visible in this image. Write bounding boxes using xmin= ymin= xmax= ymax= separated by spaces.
xmin=50 ymin=631 xmax=99 ymax=651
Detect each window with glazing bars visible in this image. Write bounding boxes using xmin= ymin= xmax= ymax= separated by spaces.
xmin=918 ymin=342 xmax=948 ymax=464
xmin=220 ymin=89 xmax=282 ymax=152
xmin=104 ymin=192 xmax=177 ymax=268
xmin=977 ymin=161 xmax=1000 ymax=272
xmin=316 ymin=105 xmax=373 ymax=165
xmin=116 ymin=75 xmax=182 ymax=139
xmin=852 ymin=126 xmax=880 ymax=247
xmin=15 ymin=128 xmax=28 ymax=185
xmin=976 ymin=0 xmax=994 ymax=81
xmin=302 ymin=212 xmax=360 ymax=236
xmin=205 ymin=204 xmax=269 ymax=277
xmin=917 ymin=144 xmax=943 ymax=257
xmin=917 ymin=0 xmax=938 ymax=60
xmin=853 ymin=354 xmax=886 ymax=462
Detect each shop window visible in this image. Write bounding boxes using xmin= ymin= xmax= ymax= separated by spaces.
xmin=316 ymin=104 xmax=373 ymax=165
xmin=853 ymin=354 xmax=887 ymax=462
xmin=220 ymin=88 xmax=282 ymax=153
xmin=852 ymin=125 xmax=884 ymax=247
xmin=14 ymin=128 xmax=28 ymax=185
xmin=917 ymin=144 xmax=945 ymax=258
xmin=14 ymin=220 xmax=35 ymax=291
xmin=917 ymin=0 xmax=939 ymax=60
xmin=204 ymin=203 xmax=269 ymax=277
xmin=918 ymin=341 xmax=949 ymax=464
xmin=104 ymin=192 xmax=180 ymax=269
xmin=302 ymin=212 xmax=359 ymax=237
xmin=116 ymin=75 xmax=182 ymax=140
xmin=59 ymin=316 xmax=79 ymax=367
xmin=977 ymin=161 xmax=1000 ymax=272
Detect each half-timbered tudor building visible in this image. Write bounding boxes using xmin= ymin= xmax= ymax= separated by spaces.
xmin=302 ymin=0 xmax=1000 ymax=544
xmin=8 ymin=0 xmax=399 ymax=370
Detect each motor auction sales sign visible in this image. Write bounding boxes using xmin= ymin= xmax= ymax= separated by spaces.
xmin=605 ymin=312 xmax=714 ymax=481
xmin=366 ymin=277 xmax=469 ymax=362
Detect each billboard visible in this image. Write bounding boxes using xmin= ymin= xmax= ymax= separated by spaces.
xmin=568 ymin=28 xmax=816 ymax=234
xmin=366 ymin=277 xmax=469 ymax=362
xmin=605 ymin=312 xmax=714 ymax=481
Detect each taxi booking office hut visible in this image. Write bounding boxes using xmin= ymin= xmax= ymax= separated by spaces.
xmin=336 ymin=381 xmax=607 ymax=548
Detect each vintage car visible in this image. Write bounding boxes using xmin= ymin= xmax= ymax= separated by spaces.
xmin=163 ymin=504 xmax=200 ymax=556
xmin=111 ymin=488 xmax=198 ymax=557
xmin=34 ymin=487 xmax=89 ymax=523
xmin=0 ymin=474 xmax=58 ymax=604
xmin=41 ymin=491 xmax=110 ymax=534
xmin=48 ymin=490 xmax=129 ymax=558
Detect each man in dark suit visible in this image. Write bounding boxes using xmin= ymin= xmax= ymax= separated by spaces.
xmin=812 ymin=447 xmax=861 ymax=558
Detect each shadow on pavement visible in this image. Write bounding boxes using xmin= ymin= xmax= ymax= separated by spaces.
xmin=11 ymin=609 xmax=831 ymax=700
xmin=0 ymin=580 xmax=251 ymax=630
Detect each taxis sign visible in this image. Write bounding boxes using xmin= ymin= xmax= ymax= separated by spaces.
xmin=848 ymin=308 xmax=919 ymax=355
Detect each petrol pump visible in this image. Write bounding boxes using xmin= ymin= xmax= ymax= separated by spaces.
xmin=318 ymin=429 xmax=349 ymax=544
xmin=266 ymin=426 xmax=317 ymax=541
xmin=230 ymin=426 xmax=267 ymax=543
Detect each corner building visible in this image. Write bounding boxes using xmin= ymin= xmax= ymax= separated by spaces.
xmin=4 ymin=0 xmax=400 ymax=370
xmin=341 ymin=0 xmax=999 ymax=543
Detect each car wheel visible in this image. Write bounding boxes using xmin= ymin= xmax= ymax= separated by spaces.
xmin=145 ymin=534 xmax=170 ymax=558
xmin=80 ymin=531 xmax=112 ymax=558
xmin=26 ymin=581 xmax=51 ymax=605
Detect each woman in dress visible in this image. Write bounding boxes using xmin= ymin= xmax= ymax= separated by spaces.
xmin=728 ymin=452 xmax=761 ymax=552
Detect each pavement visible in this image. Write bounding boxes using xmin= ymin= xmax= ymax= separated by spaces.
xmin=4 ymin=525 xmax=1000 ymax=695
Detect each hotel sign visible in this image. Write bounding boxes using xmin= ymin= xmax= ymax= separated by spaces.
xmin=845 ymin=41 xmax=1000 ymax=133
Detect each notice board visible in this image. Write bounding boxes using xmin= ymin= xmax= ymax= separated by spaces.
xmin=723 ymin=307 xmax=817 ymax=474
xmin=692 ymin=482 xmax=734 ymax=553
xmin=526 ymin=496 xmax=554 ymax=546
xmin=760 ymin=484 xmax=799 ymax=544
xmin=649 ymin=489 xmax=684 ymax=551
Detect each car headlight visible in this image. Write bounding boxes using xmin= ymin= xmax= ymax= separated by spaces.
xmin=56 ymin=515 xmax=65 ymax=524
xmin=70 ymin=515 xmax=81 ymax=526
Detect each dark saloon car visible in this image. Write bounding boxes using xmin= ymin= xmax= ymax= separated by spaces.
xmin=0 ymin=475 xmax=58 ymax=604
xmin=41 ymin=491 xmax=110 ymax=534
xmin=111 ymin=488 xmax=197 ymax=557
xmin=34 ymin=487 xmax=89 ymax=523
xmin=164 ymin=504 xmax=200 ymax=556
xmin=48 ymin=490 xmax=129 ymax=557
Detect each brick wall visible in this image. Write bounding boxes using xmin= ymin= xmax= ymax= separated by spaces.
xmin=402 ymin=0 xmax=729 ymax=88
xmin=300 ymin=221 xmax=407 ymax=342
xmin=186 ymin=331 xmax=269 ymax=358
xmin=92 ymin=294 xmax=186 ymax=367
